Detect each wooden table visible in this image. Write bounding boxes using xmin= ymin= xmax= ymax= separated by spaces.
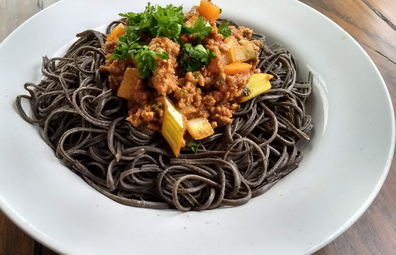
xmin=1 ymin=0 xmax=395 ymax=254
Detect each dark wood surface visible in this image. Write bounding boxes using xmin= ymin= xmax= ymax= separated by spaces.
xmin=1 ymin=0 xmax=395 ymax=254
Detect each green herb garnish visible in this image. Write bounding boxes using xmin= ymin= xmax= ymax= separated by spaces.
xmin=111 ymin=3 xmax=217 ymax=78
xmin=194 ymin=73 xmax=199 ymax=79
xmin=135 ymin=46 xmax=169 ymax=79
xmin=120 ymin=3 xmax=185 ymax=41
xmin=108 ymin=27 xmax=144 ymax=60
xmin=179 ymin=43 xmax=216 ymax=72
xmin=180 ymin=89 xmax=188 ymax=93
xmin=187 ymin=140 xmax=201 ymax=153
xmin=182 ymin=17 xmax=212 ymax=38
xmin=218 ymin=22 xmax=232 ymax=38
xmin=119 ymin=4 xmax=211 ymax=43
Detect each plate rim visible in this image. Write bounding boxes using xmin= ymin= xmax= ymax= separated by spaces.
xmin=0 ymin=0 xmax=394 ymax=254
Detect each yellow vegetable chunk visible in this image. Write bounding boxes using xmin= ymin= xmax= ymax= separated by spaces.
xmin=162 ymin=96 xmax=185 ymax=157
xmin=230 ymin=43 xmax=256 ymax=63
xmin=185 ymin=15 xmax=198 ymax=27
xmin=220 ymin=51 xmax=233 ymax=66
xmin=237 ymin=73 xmax=273 ymax=103
xmin=117 ymin=68 xmax=142 ymax=100
xmin=106 ymin=23 xmax=126 ymax=41
xmin=187 ymin=118 xmax=214 ymax=140
xmin=224 ymin=36 xmax=237 ymax=45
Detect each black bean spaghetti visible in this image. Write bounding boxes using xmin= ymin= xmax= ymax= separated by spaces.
xmin=16 ymin=18 xmax=313 ymax=211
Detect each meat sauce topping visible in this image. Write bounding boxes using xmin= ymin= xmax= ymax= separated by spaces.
xmin=99 ymin=1 xmax=270 ymax=155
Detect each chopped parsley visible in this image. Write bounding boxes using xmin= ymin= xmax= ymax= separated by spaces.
xmin=180 ymin=89 xmax=188 ymax=93
xmin=179 ymin=43 xmax=216 ymax=72
xmin=120 ymin=3 xmax=185 ymax=41
xmin=108 ymin=27 xmax=143 ymax=60
xmin=187 ymin=140 xmax=201 ymax=153
xmin=218 ymin=22 xmax=232 ymax=38
xmin=194 ymin=73 xmax=199 ymax=79
xmin=119 ymin=4 xmax=211 ymax=42
xmin=135 ymin=46 xmax=169 ymax=79
xmin=182 ymin=17 xmax=212 ymax=38
xmin=111 ymin=3 xmax=217 ymax=74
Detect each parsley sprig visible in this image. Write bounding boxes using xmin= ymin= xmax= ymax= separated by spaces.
xmin=108 ymin=27 xmax=143 ymax=61
xmin=135 ymin=46 xmax=169 ymax=79
xmin=218 ymin=22 xmax=232 ymax=38
xmin=187 ymin=140 xmax=201 ymax=153
xmin=182 ymin=17 xmax=213 ymax=38
xmin=110 ymin=3 xmax=218 ymax=78
xmin=120 ymin=4 xmax=185 ymax=42
xmin=179 ymin=44 xmax=216 ymax=72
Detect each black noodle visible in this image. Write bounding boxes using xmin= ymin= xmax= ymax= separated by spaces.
xmin=16 ymin=19 xmax=313 ymax=211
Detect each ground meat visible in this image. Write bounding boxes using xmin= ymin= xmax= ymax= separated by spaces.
xmin=126 ymin=102 xmax=164 ymax=131
xmin=210 ymin=105 xmax=233 ymax=125
xmin=174 ymin=78 xmax=201 ymax=113
xmin=206 ymin=90 xmax=224 ymax=103
xmin=103 ymin=39 xmax=118 ymax=54
xmin=203 ymin=72 xmax=250 ymax=106
xmin=203 ymin=26 xmax=228 ymax=53
xmin=131 ymin=80 xmax=152 ymax=105
xmin=149 ymin=37 xmax=180 ymax=95
xmin=99 ymin=58 xmax=129 ymax=90
xmin=210 ymin=121 xmax=218 ymax=129
xmin=174 ymin=72 xmax=205 ymax=117
xmin=225 ymin=73 xmax=250 ymax=95
xmin=202 ymin=95 xmax=216 ymax=108
xmin=196 ymin=72 xmax=205 ymax=87
xmin=186 ymin=110 xmax=210 ymax=121
xmin=205 ymin=44 xmax=222 ymax=76
xmin=126 ymin=107 xmax=144 ymax=128
xmin=230 ymin=26 xmax=251 ymax=46
xmin=237 ymin=26 xmax=253 ymax=40
xmin=141 ymin=110 xmax=154 ymax=122
xmin=251 ymin=39 xmax=263 ymax=52
xmin=100 ymin=5 xmax=264 ymax=137
xmin=209 ymin=103 xmax=239 ymax=125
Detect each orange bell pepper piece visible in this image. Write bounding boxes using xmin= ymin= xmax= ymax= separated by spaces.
xmin=106 ymin=23 xmax=126 ymax=41
xmin=223 ymin=62 xmax=252 ymax=75
xmin=197 ymin=0 xmax=221 ymax=23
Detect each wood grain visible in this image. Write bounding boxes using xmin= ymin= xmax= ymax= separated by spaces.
xmin=300 ymin=1 xmax=396 ymax=254
xmin=0 ymin=0 xmax=395 ymax=254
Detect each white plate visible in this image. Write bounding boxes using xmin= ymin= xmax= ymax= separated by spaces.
xmin=0 ymin=0 xmax=394 ymax=254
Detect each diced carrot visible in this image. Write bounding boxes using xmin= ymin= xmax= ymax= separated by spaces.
xmin=117 ymin=68 xmax=141 ymax=100
xmin=107 ymin=23 xmax=126 ymax=41
xmin=223 ymin=62 xmax=252 ymax=75
xmin=197 ymin=0 xmax=221 ymax=23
